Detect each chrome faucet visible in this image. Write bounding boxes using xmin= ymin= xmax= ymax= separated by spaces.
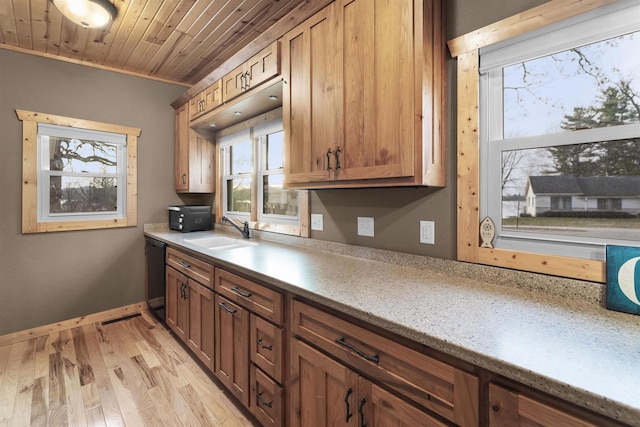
xmin=221 ymin=216 xmax=250 ymax=239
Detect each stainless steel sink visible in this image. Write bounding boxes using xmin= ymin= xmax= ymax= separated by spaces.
xmin=183 ymin=236 xmax=257 ymax=251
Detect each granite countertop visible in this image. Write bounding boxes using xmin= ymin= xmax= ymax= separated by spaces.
xmin=145 ymin=228 xmax=640 ymax=426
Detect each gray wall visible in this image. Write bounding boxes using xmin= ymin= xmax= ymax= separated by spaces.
xmin=0 ymin=49 xmax=195 ymax=335
xmin=308 ymin=0 xmax=547 ymax=259
xmin=0 ymin=0 xmax=547 ymax=335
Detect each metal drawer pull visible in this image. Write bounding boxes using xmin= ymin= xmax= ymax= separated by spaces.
xmin=358 ymin=398 xmax=367 ymax=427
xmin=219 ymin=303 xmax=237 ymax=314
xmin=326 ymin=148 xmax=333 ymax=170
xmin=344 ymin=388 xmax=353 ymax=422
xmin=231 ymin=286 xmax=252 ymax=298
xmin=256 ymin=338 xmax=272 ymax=351
xmin=256 ymin=392 xmax=273 ymax=408
xmin=335 ymin=337 xmax=379 ymax=363
xmin=334 ymin=146 xmax=342 ymax=170
xmin=178 ymin=261 xmax=191 ymax=269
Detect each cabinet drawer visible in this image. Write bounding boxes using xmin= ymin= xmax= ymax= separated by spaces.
xmin=489 ymin=383 xmax=615 ymax=427
xmin=215 ymin=269 xmax=283 ymax=325
xmin=250 ymin=365 xmax=283 ymax=427
xmin=166 ymin=247 xmax=214 ymax=289
xmin=250 ymin=314 xmax=283 ymax=383
xmin=291 ymin=300 xmax=479 ymax=426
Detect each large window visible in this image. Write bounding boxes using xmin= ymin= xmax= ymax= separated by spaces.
xmin=479 ymin=2 xmax=640 ymax=261
xmin=18 ymin=110 xmax=140 ymax=233
xmin=217 ymin=110 xmax=306 ymax=236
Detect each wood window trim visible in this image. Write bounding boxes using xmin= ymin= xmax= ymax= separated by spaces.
xmin=447 ymin=0 xmax=618 ymax=283
xmin=214 ymin=108 xmax=310 ymax=238
xmin=16 ymin=109 xmax=142 ymax=233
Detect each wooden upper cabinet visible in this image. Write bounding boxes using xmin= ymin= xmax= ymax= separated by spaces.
xmin=282 ymin=7 xmax=338 ymax=185
xmin=337 ymin=0 xmax=415 ymax=181
xmin=223 ymin=41 xmax=280 ymax=103
xmin=189 ymin=80 xmax=223 ymax=121
xmin=283 ymin=0 xmax=446 ymax=189
xmin=174 ymin=103 xmax=216 ymax=193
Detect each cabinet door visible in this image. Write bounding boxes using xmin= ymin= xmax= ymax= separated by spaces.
xmin=222 ymin=63 xmax=247 ymax=103
xmin=215 ymin=295 xmax=250 ymax=407
xmin=186 ymin=279 xmax=214 ymax=371
xmin=174 ymin=104 xmax=190 ymax=192
xmin=174 ymin=105 xmax=215 ymax=193
xmin=166 ymin=266 xmax=188 ymax=342
xmin=358 ymin=377 xmax=448 ymax=427
xmin=246 ymin=42 xmax=280 ymax=89
xmin=282 ymin=6 xmax=339 ymax=186
xmin=186 ymin=131 xmax=215 ymax=193
xmin=290 ymin=339 xmax=358 ymax=427
xmin=188 ymin=94 xmax=204 ymax=121
xmin=489 ymin=384 xmax=602 ymax=427
xmin=336 ymin=0 xmax=415 ymax=181
xmin=203 ymin=80 xmax=223 ymax=113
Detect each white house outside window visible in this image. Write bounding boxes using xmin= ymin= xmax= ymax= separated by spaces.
xmin=480 ymin=1 xmax=640 ymax=261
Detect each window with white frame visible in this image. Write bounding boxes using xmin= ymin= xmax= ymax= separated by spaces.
xmin=18 ymin=110 xmax=140 ymax=233
xmin=480 ymin=1 xmax=640 ymax=261
xmin=38 ymin=124 xmax=127 ymax=222
xmin=219 ymin=116 xmax=300 ymax=230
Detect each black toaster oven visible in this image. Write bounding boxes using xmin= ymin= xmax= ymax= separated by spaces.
xmin=168 ymin=205 xmax=213 ymax=232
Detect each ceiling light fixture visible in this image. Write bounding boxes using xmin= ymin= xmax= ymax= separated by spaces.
xmin=50 ymin=0 xmax=117 ymax=29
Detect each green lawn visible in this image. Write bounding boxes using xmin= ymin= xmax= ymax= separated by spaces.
xmin=502 ymin=217 xmax=640 ymax=229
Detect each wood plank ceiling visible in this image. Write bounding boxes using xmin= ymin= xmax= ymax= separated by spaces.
xmin=0 ymin=0 xmax=303 ymax=86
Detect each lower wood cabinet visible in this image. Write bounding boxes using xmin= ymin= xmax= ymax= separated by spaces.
xmin=162 ymin=247 xmax=625 ymax=427
xmin=291 ymin=299 xmax=479 ymax=426
xmin=489 ymin=383 xmax=622 ymax=427
xmin=290 ymin=339 xmax=447 ymax=427
xmin=215 ymin=294 xmax=250 ymax=406
xmin=165 ymin=265 xmax=214 ymax=370
xmin=185 ymin=278 xmax=214 ymax=370
xmin=166 ymin=266 xmax=189 ymax=341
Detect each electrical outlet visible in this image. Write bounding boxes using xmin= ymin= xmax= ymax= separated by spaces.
xmin=311 ymin=214 xmax=324 ymax=231
xmin=420 ymin=220 xmax=435 ymax=244
xmin=357 ymin=217 xmax=375 ymax=237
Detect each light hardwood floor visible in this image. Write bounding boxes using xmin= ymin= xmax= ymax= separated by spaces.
xmin=0 ymin=310 xmax=256 ymax=427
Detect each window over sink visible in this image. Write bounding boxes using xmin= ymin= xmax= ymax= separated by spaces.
xmin=216 ymin=109 xmax=308 ymax=237
xmin=17 ymin=110 xmax=141 ymax=233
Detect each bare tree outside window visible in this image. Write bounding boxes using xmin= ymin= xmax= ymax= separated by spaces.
xmin=497 ymin=30 xmax=640 ymax=240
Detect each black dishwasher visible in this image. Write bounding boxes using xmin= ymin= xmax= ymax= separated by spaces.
xmin=145 ymin=237 xmax=167 ymax=324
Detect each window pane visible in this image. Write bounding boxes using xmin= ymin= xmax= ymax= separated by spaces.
xmin=262 ymin=174 xmax=298 ymax=217
xmin=230 ymin=140 xmax=252 ymax=174
xmin=227 ymin=177 xmax=251 ymax=213
xmin=501 ymin=138 xmax=640 ymax=241
xmin=266 ymin=131 xmax=284 ymax=170
xmin=49 ymin=137 xmax=117 ymax=173
xmin=50 ymin=176 xmax=117 ymax=214
xmin=503 ymin=31 xmax=640 ymax=138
